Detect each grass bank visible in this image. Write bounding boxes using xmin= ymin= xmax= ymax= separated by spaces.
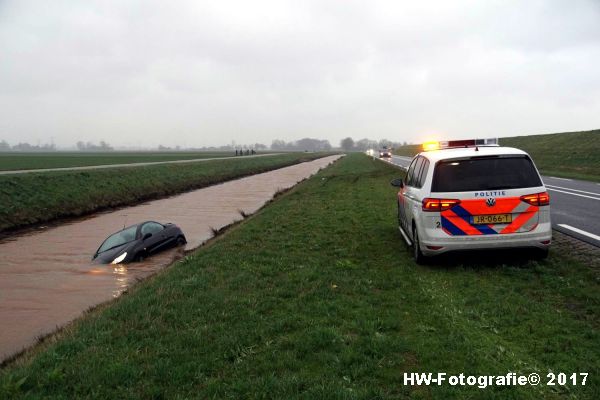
xmin=393 ymin=129 xmax=600 ymax=181
xmin=500 ymin=129 xmax=600 ymax=181
xmin=393 ymin=143 xmax=422 ymax=158
xmin=0 ymin=151 xmax=247 ymax=171
xmin=1 ymin=154 xmax=598 ymax=399
xmin=0 ymin=153 xmax=329 ymax=233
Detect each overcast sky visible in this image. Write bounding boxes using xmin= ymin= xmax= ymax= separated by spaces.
xmin=1 ymin=0 xmax=599 ymax=148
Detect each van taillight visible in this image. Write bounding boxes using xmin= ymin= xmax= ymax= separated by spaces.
xmin=520 ymin=192 xmax=550 ymax=206
xmin=422 ymin=198 xmax=461 ymax=211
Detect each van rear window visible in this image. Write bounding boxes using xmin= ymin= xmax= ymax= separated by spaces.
xmin=432 ymin=155 xmax=542 ymax=192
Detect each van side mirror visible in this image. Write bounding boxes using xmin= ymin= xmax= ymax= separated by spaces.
xmin=143 ymin=233 xmax=153 ymax=240
xmin=390 ymin=178 xmax=404 ymax=188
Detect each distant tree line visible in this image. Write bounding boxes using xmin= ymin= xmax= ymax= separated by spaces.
xmin=157 ymin=143 xmax=269 ymax=151
xmin=339 ymin=137 xmax=409 ymax=151
xmin=0 ymin=140 xmax=56 ymax=152
xmin=76 ymin=141 xmax=113 ymax=151
xmin=0 ymin=140 xmax=114 ymax=152
xmin=271 ymin=138 xmax=332 ymax=151
xmin=0 ymin=137 xmax=409 ymax=152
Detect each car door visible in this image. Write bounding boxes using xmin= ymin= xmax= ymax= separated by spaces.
xmin=140 ymin=222 xmax=166 ymax=254
xmin=398 ymin=158 xmax=416 ymax=233
xmin=403 ymin=156 xmax=426 ymax=239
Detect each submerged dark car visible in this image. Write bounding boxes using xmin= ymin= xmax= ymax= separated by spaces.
xmin=93 ymin=221 xmax=187 ymax=264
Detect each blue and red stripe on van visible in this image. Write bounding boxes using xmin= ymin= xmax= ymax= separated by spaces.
xmin=440 ymin=198 xmax=539 ymax=236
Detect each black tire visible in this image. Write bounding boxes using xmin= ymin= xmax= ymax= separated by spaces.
xmin=177 ymin=236 xmax=187 ymax=246
xmin=533 ymin=248 xmax=549 ymax=260
xmin=412 ymin=228 xmax=426 ymax=265
xmin=134 ymin=251 xmax=147 ymax=262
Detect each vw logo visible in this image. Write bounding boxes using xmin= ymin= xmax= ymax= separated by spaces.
xmin=486 ymin=198 xmax=496 ymax=207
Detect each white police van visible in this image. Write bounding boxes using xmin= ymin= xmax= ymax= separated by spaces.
xmin=390 ymin=139 xmax=551 ymax=263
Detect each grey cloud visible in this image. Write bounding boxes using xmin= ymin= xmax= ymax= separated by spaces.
xmin=1 ymin=0 xmax=599 ymax=148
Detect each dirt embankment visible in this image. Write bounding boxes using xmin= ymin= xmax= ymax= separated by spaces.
xmin=0 ymin=153 xmax=335 ymax=235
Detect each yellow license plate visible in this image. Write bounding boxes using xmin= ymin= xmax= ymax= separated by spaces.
xmin=471 ymin=214 xmax=512 ymax=225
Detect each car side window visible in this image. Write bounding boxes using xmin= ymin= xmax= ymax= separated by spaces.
xmin=416 ymin=159 xmax=430 ymax=188
xmin=413 ymin=157 xmax=425 ymax=188
xmin=141 ymin=222 xmax=164 ymax=236
xmin=408 ymin=157 xmax=424 ymax=187
xmin=405 ymin=158 xmax=417 ymax=186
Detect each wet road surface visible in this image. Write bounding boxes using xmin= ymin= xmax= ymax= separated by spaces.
xmin=0 ymin=155 xmax=341 ymax=362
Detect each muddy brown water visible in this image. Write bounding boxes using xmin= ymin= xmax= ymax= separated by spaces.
xmin=0 ymin=155 xmax=341 ymax=362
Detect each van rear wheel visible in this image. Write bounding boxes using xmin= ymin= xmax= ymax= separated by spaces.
xmin=533 ymin=248 xmax=549 ymax=260
xmin=413 ymin=228 xmax=426 ymax=265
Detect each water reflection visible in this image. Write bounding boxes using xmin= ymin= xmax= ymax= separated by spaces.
xmin=111 ymin=265 xmax=129 ymax=298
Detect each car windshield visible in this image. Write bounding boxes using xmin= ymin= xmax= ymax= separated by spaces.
xmin=97 ymin=226 xmax=138 ymax=253
xmin=432 ymin=155 xmax=542 ymax=192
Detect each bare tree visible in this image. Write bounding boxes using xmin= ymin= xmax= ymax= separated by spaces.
xmin=340 ymin=137 xmax=354 ymax=151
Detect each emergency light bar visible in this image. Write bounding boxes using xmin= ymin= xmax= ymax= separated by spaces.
xmin=422 ymin=138 xmax=498 ymax=151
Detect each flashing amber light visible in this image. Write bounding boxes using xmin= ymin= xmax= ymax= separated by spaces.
xmin=423 ymin=138 xmax=499 ymax=151
xmin=520 ymin=192 xmax=550 ymax=206
xmin=422 ymin=141 xmax=440 ymax=151
xmin=422 ymin=198 xmax=461 ymax=212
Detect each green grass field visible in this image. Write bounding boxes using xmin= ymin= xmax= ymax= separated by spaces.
xmin=0 ymin=153 xmax=329 ymax=233
xmin=393 ymin=129 xmax=600 ymax=182
xmin=0 ymin=151 xmax=248 ymax=171
xmin=393 ymin=143 xmax=422 ymax=158
xmin=2 ymin=154 xmax=597 ymax=399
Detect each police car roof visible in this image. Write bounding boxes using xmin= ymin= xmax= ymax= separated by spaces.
xmin=418 ymin=146 xmax=528 ymax=163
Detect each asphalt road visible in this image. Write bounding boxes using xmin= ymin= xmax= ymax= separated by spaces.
xmin=384 ymin=155 xmax=600 ymax=247
xmin=0 ymin=153 xmax=281 ymax=175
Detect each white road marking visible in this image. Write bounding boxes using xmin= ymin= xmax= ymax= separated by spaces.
xmin=545 ymin=184 xmax=600 ymax=196
xmin=546 ymin=187 xmax=600 ymax=201
xmin=548 ymin=177 xmax=573 ymax=181
xmin=558 ymin=224 xmax=600 ymax=242
xmin=374 ymin=156 xmax=407 ymax=170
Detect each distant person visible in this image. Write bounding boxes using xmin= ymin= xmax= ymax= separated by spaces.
xmin=235 ymin=149 xmax=238 ymax=156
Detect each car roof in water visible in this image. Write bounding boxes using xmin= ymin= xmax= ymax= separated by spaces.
xmin=110 ymin=221 xmax=157 ymax=236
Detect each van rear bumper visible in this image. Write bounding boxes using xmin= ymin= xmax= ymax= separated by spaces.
xmin=419 ymin=225 xmax=552 ymax=256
